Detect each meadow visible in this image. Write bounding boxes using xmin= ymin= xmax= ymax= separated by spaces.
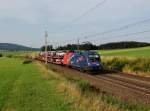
xmin=0 ymin=51 xmax=28 ymax=57
xmin=98 ymin=47 xmax=150 ymax=76
xmin=0 ymin=55 xmax=149 ymax=111
xmin=99 ymin=46 xmax=150 ymax=57
xmin=0 ymin=57 xmax=71 ymax=111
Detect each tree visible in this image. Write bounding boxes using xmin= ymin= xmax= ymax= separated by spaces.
xmin=41 ymin=45 xmax=53 ymax=51
xmin=80 ymin=42 xmax=98 ymax=50
xmin=56 ymin=42 xmax=98 ymax=51
xmin=98 ymin=41 xmax=150 ymax=50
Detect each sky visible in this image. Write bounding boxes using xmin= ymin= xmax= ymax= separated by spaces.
xmin=0 ymin=0 xmax=150 ymax=48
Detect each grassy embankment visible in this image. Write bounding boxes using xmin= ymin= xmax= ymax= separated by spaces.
xmin=0 ymin=56 xmax=149 ymax=111
xmin=0 ymin=57 xmax=70 ymax=111
xmin=98 ymin=47 xmax=150 ymax=76
xmin=46 ymin=64 xmax=150 ymax=111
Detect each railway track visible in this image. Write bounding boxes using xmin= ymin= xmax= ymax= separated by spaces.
xmin=36 ymin=59 xmax=150 ymax=106
xmin=95 ymin=75 xmax=150 ymax=95
xmin=100 ymin=74 xmax=150 ymax=89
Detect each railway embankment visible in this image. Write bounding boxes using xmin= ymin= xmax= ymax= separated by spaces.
xmin=44 ymin=62 xmax=150 ymax=110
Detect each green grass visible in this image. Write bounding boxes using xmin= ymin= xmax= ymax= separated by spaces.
xmin=97 ymin=47 xmax=150 ymax=76
xmin=0 ymin=57 xmax=70 ymax=111
xmin=0 ymin=57 xmax=149 ymax=111
xmin=99 ymin=46 xmax=150 ymax=57
xmin=0 ymin=51 xmax=27 ymax=57
xmin=102 ymin=57 xmax=150 ymax=76
xmin=0 ymin=51 xmax=38 ymax=59
xmin=47 ymin=64 xmax=150 ymax=111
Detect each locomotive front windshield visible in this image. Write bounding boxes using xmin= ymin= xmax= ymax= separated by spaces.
xmin=88 ymin=55 xmax=100 ymax=62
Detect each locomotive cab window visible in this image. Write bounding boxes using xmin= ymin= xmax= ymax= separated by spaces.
xmin=88 ymin=55 xmax=100 ymax=62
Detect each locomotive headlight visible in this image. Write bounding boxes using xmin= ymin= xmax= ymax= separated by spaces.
xmin=88 ymin=63 xmax=91 ymax=66
xmin=96 ymin=63 xmax=100 ymax=66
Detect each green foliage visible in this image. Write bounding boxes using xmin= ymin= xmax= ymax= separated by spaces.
xmin=56 ymin=41 xmax=150 ymax=50
xmin=22 ymin=59 xmax=32 ymax=64
xmin=41 ymin=45 xmax=53 ymax=51
xmin=0 ymin=53 xmax=2 ymax=57
xmin=100 ymin=95 xmax=149 ymax=111
xmin=76 ymin=80 xmax=92 ymax=92
xmin=103 ymin=57 xmax=129 ymax=71
xmin=65 ymin=76 xmax=92 ymax=92
xmin=99 ymin=41 xmax=150 ymax=50
xmin=6 ymin=54 xmax=13 ymax=58
xmin=102 ymin=57 xmax=150 ymax=75
xmin=57 ymin=42 xmax=98 ymax=50
xmin=99 ymin=47 xmax=150 ymax=75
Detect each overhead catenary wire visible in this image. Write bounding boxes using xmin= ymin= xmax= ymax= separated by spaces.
xmin=51 ymin=0 xmax=107 ymax=45
xmin=69 ymin=0 xmax=107 ymax=23
xmin=59 ymin=16 xmax=150 ymax=45
xmin=57 ymin=0 xmax=107 ymax=32
xmin=51 ymin=1 xmax=150 ymax=46
xmin=90 ymin=28 xmax=150 ymax=43
xmin=83 ymin=17 xmax=150 ymax=39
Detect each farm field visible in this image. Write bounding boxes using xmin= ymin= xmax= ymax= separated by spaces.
xmin=1 ymin=57 xmax=150 ymax=111
xmin=0 ymin=51 xmax=38 ymax=58
xmin=98 ymin=47 xmax=150 ymax=76
xmin=99 ymin=46 xmax=150 ymax=57
xmin=0 ymin=57 xmax=71 ymax=111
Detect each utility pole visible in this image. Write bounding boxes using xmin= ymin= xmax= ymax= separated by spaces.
xmin=30 ymin=45 xmax=32 ymax=59
xmin=45 ymin=31 xmax=48 ymax=64
xmin=30 ymin=46 xmax=32 ymax=52
xmin=77 ymin=38 xmax=80 ymax=51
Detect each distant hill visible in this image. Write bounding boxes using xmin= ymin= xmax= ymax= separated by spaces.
xmin=0 ymin=43 xmax=39 ymax=51
xmin=98 ymin=41 xmax=150 ymax=50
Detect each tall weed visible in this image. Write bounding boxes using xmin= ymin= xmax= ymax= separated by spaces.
xmin=102 ymin=57 xmax=150 ymax=76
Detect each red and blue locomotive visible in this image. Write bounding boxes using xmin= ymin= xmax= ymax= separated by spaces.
xmin=68 ymin=51 xmax=102 ymax=71
xmin=37 ymin=50 xmax=103 ymax=71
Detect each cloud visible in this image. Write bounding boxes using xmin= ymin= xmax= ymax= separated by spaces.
xmin=0 ymin=0 xmax=48 ymax=24
xmin=0 ymin=0 xmax=150 ymax=47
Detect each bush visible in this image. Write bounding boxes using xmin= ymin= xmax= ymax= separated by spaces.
xmin=65 ymin=76 xmax=92 ymax=92
xmin=25 ymin=54 xmax=30 ymax=59
xmin=0 ymin=53 xmax=3 ymax=57
xmin=102 ymin=57 xmax=150 ymax=76
xmin=131 ymin=58 xmax=150 ymax=72
xmin=102 ymin=57 xmax=129 ymax=71
xmin=76 ymin=80 xmax=92 ymax=92
xmin=7 ymin=54 xmax=13 ymax=58
xmin=23 ymin=60 xmax=32 ymax=64
xmin=100 ymin=95 xmax=148 ymax=111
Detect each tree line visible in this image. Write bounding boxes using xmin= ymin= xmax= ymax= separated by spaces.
xmin=41 ymin=41 xmax=150 ymax=51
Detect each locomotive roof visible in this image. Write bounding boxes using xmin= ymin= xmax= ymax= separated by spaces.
xmin=74 ymin=51 xmax=99 ymax=56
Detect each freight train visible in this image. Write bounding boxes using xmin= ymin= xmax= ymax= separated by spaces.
xmin=37 ymin=51 xmax=103 ymax=71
